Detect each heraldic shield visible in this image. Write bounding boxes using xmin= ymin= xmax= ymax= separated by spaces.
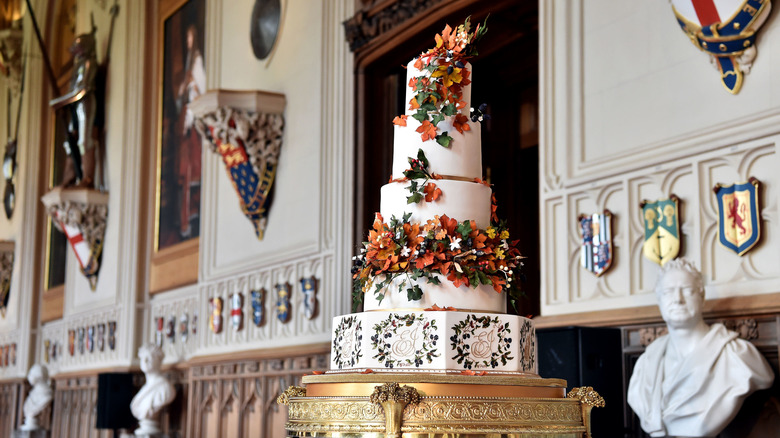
xmin=641 ymin=196 xmax=681 ymax=266
xmin=714 ymin=178 xmax=761 ymax=256
xmin=670 ymin=0 xmax=773 ymax=94
xmin=578 ymin=211 xmax=613 ymax=276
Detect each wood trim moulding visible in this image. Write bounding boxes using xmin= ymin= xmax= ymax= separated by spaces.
xmin=185 ymin=342 xmax=330 ymax=366
xmin=534 ymin=292 xmax=780 ymax=329
xmin=50 ymin=365 xmax=135 ymax=380
xmin=40 ymin=285 xmax=64 ymax=323
xmin=150 ymin=238 xmax=199 ymax=294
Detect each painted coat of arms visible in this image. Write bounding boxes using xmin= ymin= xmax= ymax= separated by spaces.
xmin=641 ymin=196 xmax=681 ymax=266
xmin=300 ymin=276 xmax=317 ymax=320
xmin=578 ymin=210 xmax=613 ymax=276
xmin=275 ymin=283 xmax=291 ymax=323
xmin=670 ymin=0 xmax=772 ymax=93
xmin=209 ymin=297 xmax=223 ymax=334
xmin=251 ymin=289 xmax=265 ymax=326
xmin=714 ymin=177 xmax=761 ymax=255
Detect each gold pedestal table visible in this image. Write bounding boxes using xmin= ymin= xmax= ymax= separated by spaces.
xmin=279 ymin=373 xmax=603 ymax=438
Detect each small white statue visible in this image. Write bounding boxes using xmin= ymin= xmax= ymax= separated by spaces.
xmin=628 ymin=259 xmax=774 ymax=437
xmin=130 ymin=343 xmax=175 ymax=436
xmin=20 ymin=364 xmax=53 ymax=431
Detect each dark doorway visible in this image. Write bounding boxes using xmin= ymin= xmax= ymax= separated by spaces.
xmin=353 ymin=1 xmax=539 ymax=316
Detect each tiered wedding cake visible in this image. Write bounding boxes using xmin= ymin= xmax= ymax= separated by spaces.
xmin=331 ymin=19 xmax=535 ymax=375
xmin=282 ymin=20 xmax=602 ymax=438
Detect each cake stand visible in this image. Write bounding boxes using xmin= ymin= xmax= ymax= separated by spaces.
xmin=279 ymin=373 xmax=603 ymax=437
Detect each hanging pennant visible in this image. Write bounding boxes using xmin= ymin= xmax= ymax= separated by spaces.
xmin=300 ymin=276 xmax=318 ymax=320
xmin=209 ymin=297 xmax=223 ymax=334
xmin=578 ymin=211 xmax=613 ymax=276
xmin=641 ymin=195 xmax=681 ymax=266
xmin=251 ymin=289 xmax=265 ymax=327
xmin=275 ymin=283 xmax=291 ymax=323
xmin=669 ymin=0 xmax=773 ymax=93
xmin=714 ymin=177 xmax=761 ymax=255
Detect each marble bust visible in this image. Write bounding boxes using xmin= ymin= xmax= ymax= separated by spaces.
xmin=20 ymin=364 xmax=53 ymax=431
xmin=130 ymin=343 xmax=176 ymax=436
xmin=627 ymin=259 xmax=774 ymax=437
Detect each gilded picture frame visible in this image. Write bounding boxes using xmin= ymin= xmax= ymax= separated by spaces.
xmin=150 ymin=0 xmax=206 ymax=293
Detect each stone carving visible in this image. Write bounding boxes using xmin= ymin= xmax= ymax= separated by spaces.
xmin=628 ymin=258 xmax=774 ymax=437
xmin=722 ymin=318 xmax=759 ymax=340
xmin=20 ymin=364 xmax=53 ymax=431
xmin=130 ymin=344 xmax=176 ymax=436
xmin=343 ymin=0 xmax=444 ymax=52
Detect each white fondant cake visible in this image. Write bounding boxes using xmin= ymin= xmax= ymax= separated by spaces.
xmin=338 ymin=21 xmax=535 ymax=376
xmin=380 ymin=179 xmax=492 ymax=229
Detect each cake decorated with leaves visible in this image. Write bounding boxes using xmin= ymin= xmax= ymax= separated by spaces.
xmin=331 ymin=18 xmax=537 ymax=375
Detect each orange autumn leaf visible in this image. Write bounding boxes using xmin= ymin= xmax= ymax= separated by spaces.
xmin=312 ymin=370 xmax=325 ymax=375
xmin=424 ymin=304 xmax=457 ymax=311
xmin=415 ymin=252 xmax=435 ymax=269
xmin=416 ymin=120 xmax=437 ymax=141
xmin=393 ymin=115 xmax=408 ymax=127
xmin=409 ymin=98 xmax=420 ymax=110
xmin=435 ymin=228 xmax=447 ymax=240
xmin=424 ymin=183 xmax=442 ymax=202
xmin=452 ymin=114 xmax=471 ymax=134
xmin=414 ymin=57 xmax=423 ymax=69
xmin=360 ymin=369 xmax=374 ymax=374
xmin=431 ymin=173 xmax=443 ymax=180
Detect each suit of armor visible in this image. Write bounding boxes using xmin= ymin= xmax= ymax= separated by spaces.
xmin=50 ymin=32 xmax=98 ymax=187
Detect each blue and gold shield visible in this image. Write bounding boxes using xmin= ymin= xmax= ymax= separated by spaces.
xmin=300 ymin=276 xmax=317 ymax=320
xmin=275 ymin=283 xmax=291 ymax=323
xmin=641 ymin=196 xmax=681 ymax=266
xmin=578 ymin=211 xmax=613 ymax=276
xmin=251 ymin=289 xmax=265 ymax=327
xmin=715 ymin=178 xmax=761 ymax=256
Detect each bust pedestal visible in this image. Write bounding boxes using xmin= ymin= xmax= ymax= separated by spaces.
xmin=12 ymin=429 xmax=49 ymax=438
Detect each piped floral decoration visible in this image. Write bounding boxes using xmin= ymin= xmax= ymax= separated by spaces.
xmin=351 ymin=212 xmax=523 ymax=311
xmin=401 ymin=17 xmax=488 ymax=148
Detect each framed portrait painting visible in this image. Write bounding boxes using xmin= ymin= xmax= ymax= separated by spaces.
xmin=151 ymin=0 xmax=206 ymax=293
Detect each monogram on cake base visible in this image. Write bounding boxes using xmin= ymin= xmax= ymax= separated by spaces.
xmin=279 ymin=19 xmax=603 ymax=438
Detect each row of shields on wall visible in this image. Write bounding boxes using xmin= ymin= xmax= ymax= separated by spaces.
xmin=48 ymin=321 xmax=119 ymax=361
xmin=153 ymin=276 xmax=318 ymax=343
xmin=579 ymin=178 xmax=761 ymax=276
xmin=0 ymin=343 xmax=17 ymax=368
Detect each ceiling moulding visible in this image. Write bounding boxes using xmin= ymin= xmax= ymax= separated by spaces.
xmin=190 ymin=89 xmax=286 ymax=240
xmin=41 ymin=188 xmax=108 ymax=290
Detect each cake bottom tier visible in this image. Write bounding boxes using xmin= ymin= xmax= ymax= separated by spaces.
xmin=330 ymin=311 xmax=536 ymax=374
xmin=281 ymin=373 xmax=602 ymax=437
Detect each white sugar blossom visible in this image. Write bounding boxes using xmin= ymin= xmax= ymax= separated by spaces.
xmin=449 ymin=237 xmax=462 ymax=251
xmin=400 ymin=247 xmax=411 ymax=257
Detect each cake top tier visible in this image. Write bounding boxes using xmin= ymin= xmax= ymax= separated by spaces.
xmin=395 ymin=17 xmax=488 ymax=149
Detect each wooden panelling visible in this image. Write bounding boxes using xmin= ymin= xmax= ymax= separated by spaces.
xmin=150 ymin=238 xmax=200 ymax=294
xmin=0 ymin=379 xmax=24 ymax=436
xmin=41 ymin=285 xmax=64 ymax=323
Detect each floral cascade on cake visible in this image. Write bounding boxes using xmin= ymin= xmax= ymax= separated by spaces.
xmin=332 ymin=18 xmax=537 ymax=375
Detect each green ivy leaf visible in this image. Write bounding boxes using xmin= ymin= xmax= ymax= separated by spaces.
xmin=416 ymin=149 xmax=429 ymax=168
xmin=412 ymin=109 xmax=428 ymax=123
xmin=442 ymin=103 xmax=456 ymax=116
xmin=407 ymin=284 xmax=424 ymax=301
xmin=407 ymin=192 xmax=423 ymax=204
xmin=431 ymin=113 xmax=445 ymax=127
xmin=436 ymin=133 xmax=453 ymax=148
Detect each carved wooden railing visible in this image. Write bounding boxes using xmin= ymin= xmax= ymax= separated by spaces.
xmin=50 ymin=375 xmax=110 ymax=438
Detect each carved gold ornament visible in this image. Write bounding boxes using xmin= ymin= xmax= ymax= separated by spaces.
xmin=277 ymin=385 xmax=306 ymax=405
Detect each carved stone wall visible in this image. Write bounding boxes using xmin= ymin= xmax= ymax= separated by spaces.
xmin=540 ymin=1 xmax=780 ymax=318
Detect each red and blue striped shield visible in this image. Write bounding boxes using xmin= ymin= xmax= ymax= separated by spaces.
xmin=578 ymin=210 xmax=613 ymax=277
xmin=714 ymin=177 xmax=761 ymax=255
xmin=670 ymin=0 xmax=772 ymax=93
